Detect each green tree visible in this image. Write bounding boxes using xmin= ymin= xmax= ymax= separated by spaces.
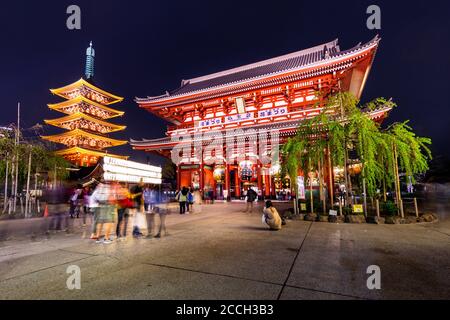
xmin=282 ymin=92 xmax=431 ymax=216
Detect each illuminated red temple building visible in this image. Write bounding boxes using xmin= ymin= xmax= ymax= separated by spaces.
xmin=131 ymin=36 xmax=392 ymax=200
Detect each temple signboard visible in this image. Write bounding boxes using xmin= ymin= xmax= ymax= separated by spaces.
xmin=224 ymin=112 xmax=254 ymax=124
xmin=198 ymin=118 xmax=223 ymax=128
xmin=258 ymin=107 xmax=288 ymax=119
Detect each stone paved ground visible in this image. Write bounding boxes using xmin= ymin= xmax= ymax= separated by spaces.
xmin=0 ymin=201 xmax=449 ymax=300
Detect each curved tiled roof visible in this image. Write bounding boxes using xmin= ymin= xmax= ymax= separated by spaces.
xmin=137 ymin=36 xmax=379 ymax=103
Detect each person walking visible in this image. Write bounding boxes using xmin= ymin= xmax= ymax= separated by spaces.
xmin=149 ymin=187 xmax=157 ymax=212
xmin=130 ymin=180 xmax=144 ymax=237
xmin=82 ymin=186 xmax=91 ymax=226
xmin=144 ymin=185 xmax=156 ymax=239
xmin=186 ymin=188 xmax=194 ymax=213
xmin=244 ymin=187 xmax=257 ymax=213
xmin=154 ymin=206 xmax=168 ymax=238
xmin=143 ymin=185 xmax=153 ymax=212
xmin=69 ymin=187 xmax=82 ymax=218
xmin=176 ymin=187 xmax=188 ymax=214
xmin=89 ymin=184 xmax=101 ymax=239
xmin=116 ymin=183 xmax=131 ymax=240
xmin=91 ymin=182 xmax=116 ymax=244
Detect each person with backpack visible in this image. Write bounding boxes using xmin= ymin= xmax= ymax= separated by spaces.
xmin=186 ymin=188 xmax=194 ymax=212
xmin=244 ymin=187 xmax=257 ymax=213
xmin=130 ymin=180 xmax=144 ymax=237
xmin=176 ymin=187 xmax=188 ymax=214
xmin=116 ymin=182 xmax=132 ymax=240
xmin=69 ymin=186 xmax=82 ymax=219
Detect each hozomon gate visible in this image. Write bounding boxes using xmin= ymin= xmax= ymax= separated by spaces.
xmin=131 ymin=36 xmax=392 ymax=200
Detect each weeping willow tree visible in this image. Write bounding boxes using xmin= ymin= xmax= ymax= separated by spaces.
xmin=0 ymin=141 xmax=70 ymax=185
xmin=1 ymin=129 xmax=70 ymax=213
xmin=282 ymin=91 xmax=431 ymax=216
xmin=346 ymin=104 xmax=386 ymax=214
xmin=379 ymin=122 xmax=432 ymax=213
xmin=282 ymin=107 xmax=336 ymax=213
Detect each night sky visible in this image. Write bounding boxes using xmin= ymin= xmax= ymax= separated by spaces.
xmin=1 ymin=0 xmax=449 ymax=166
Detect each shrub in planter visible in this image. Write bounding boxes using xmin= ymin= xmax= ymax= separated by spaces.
xmin=342 ymin=206 xmax=353 ymax=216
xmin=382 ymin=201 xmax=397 ymax=216
xmin=305 ymin=200 xmax=322 ymax=213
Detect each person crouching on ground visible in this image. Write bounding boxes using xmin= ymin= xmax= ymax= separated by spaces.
xmin=262 ymin=200 xmax=282 ymax=230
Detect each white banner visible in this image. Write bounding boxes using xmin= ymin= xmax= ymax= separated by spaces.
xmin=258 ymin=107 xmax=288 ymax=119
xmin=224 ymin=112 xmax=254 ymax=124
xmin=197 ymin=118 xmax=223 ymax=128
xmin=297 ymin=176 xmax=305 ymax=200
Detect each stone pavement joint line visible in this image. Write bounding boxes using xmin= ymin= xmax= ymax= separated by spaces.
xmin=141 ymin=261 xmax=366 ymax=300
xmin=140 ymin=261 xmax=283 ymax=287
xmin=277 ymin=221 xmax=313 ymax=300
xmin=0 ymin=255 xmax=92 ymax=284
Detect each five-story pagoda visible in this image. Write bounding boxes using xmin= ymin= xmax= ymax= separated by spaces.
xmin=42 ymin=42 xmax=127 ymax=167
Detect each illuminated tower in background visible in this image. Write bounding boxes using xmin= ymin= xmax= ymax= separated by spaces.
xmin=85 ymin=41 xmax=95 ymax=80
xmin=42 ymin=42 xmax=128 ymax=167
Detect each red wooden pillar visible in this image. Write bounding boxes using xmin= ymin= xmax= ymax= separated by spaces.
xmin=225 ymin=164 xmax=230 ymax=201
xmin=257 ymin=164 xmax=263 ymax=199
xmin=200 ymin=162 xmax=204 ymax=194
xmin=235 ymin=167 xmax=240 ymax=198
xmin=264 ymin=169 xmax=270 ymax=197
xmin=176 ymin=165 xmax=181 ymax=190
xmin=199 ymin=147 xmax=204 ymax=199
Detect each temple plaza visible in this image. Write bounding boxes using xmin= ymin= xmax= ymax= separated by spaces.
xmin=0 ymin=199 xmax=448 ymax=300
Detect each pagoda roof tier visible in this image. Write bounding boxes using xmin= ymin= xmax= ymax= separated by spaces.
xmin=55 ymin=147 xmax=128 ymax=160
xmin=42 ymin=128 xmax=127 ymax=149
xmin=136 ymin=36 xmax=380 ymax=108
xmin=51 ymin=78 xmax=124 ymax=105
xmin=48 ymin=96 xmax=124 ymax=119
xmin=44 ymin=112 xmax=126 ymax=134
xmin=130 ymin=105 xmax=392 ymax=152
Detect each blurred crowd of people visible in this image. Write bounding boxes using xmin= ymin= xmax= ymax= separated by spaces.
xmin=42 ymin=181 xmax=283 ymax=243
xmin=46 ymin=180 xmax=168 ymax=244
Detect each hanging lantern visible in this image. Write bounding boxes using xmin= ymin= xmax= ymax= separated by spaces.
xmin=269 ymin=163 xmax=281 ymax=175
xmin=348 ymin=163 xmax=362 ymax=175
xmin=213 ymin=166 xmax=225 ymax=182
xmin=239 ymin=160 xmax=253 ymax=180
